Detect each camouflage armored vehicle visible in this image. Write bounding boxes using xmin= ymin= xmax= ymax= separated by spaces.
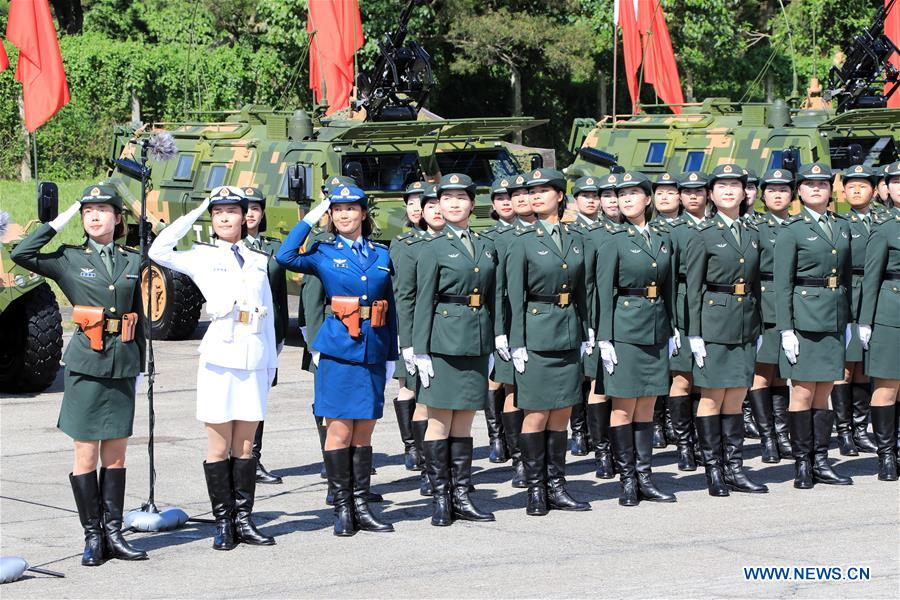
xmin=566 ymin=3 xmax=900 ymax=190
xmin=0 ymin=212 xmax=63 ymax=392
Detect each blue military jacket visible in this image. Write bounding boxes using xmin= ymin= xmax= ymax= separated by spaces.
xmin=277 ymin=221 xmax=399 ymax=365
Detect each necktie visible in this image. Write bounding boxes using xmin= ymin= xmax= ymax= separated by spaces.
xmin=352 ymin=240 xmax=367 ymax=263
xmin=550 ymin=226 xmax=562 ymax=252
xmin=231 ymin=244 xmax=245 ymax=268
xmin=861 ymin=214 xmax=870 ymax=233
xmin=250 ymin=238 xmax=262 ymax=251
xmin=641 ymin=228 xmax=651 ymax=250
xmin=99 ymin=246 xmax=113 ymax=277
xmin=819 ymin=215 xmax=833 ymax=241
xmin=459 ymin=231 xmax=475 ymax=258
xmin=731 ymin=223 xmax=741 ymax=245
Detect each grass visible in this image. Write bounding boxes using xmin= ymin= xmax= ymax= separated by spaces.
xmin=2 ymin=178 xmax=96 ymax=307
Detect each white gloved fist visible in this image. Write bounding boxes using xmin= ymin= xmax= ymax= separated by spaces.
xmin=511 ymin=347 xmax=528 ymax=373
xmin=588 ymin=328 xmax=596 ymax=348
xmin=302 ymin=199 xmax=331 ymax=226
xmin=49 ymin=200 xmax=81 ymax=232
xmin=781 ymin=329 xmax=800 ymax=365
xmin=494 ymin=335 xmax=511 ymax=361
xmin=844 ymin=323 xmax=853 ymax=350
xmin=858 ymin=324 xmax=872 ymax=350
xmin=599 ymin=340 xmax=617 ymax=375
xmin=672 ymin=329 xmax=682 ymax=351
xmin=415 ymin=354 xmax=434 ymax=387
xmin=402 ymin=347 xmax=416 ymax=374
xmin=755 ymin=335 xmax=763 ymax=352
xmin=385 ymin=360 xmax=396 ymax=383
xmin=312 ymin=350 xmax=320 ymax=366
xmin=688 ymin=336 xmax=707 ymax=368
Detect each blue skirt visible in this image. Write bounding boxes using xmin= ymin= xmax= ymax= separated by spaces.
xmin=314 ymin=355 xmax=386 ymax=419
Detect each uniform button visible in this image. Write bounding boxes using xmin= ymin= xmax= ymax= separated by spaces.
xmin=473 ymin=288 xmax=479 ymax=293
xmin=739 ymin=258 xmax=745 ymax=264
xmin=362 ymin=295 xmax=368 ymax=300
xmin=709 ymin=300 xmax=714 ymax=305
xmin=472 ymin=308 xmax=477 ymax=312
xmin=831 ymin=249 xmax=837 ymax=255
xmin=893 ymin=287 xmax=898 ymax=292
xmin=650 ymin=281 xmax=656 ymax=285
xmin=801 ymin=291 xmax=807 ymax=296
xmin=761 ymin=286 xmax=766 ymax=292
xmin=738 ymin=278 xmax=744 ymax=283
xmin=474 ymin=267 xmax=480 ymax=272
xmin=562 ymin=284 xmax=568 ymax=289
xmin=108 ymin=285 xmax=115 ymax=290
xmin=623 ymin=301 xmax=629 ymax=307
xmin=651 ymin=262 xmax=657 ymax=268
xmin=361 ymin=275 xmax=367 ymax=281
xmin=562 ymin=263 xmax=568 ymax=269
xmin=737 ymin=297 xmax=743 ymax=303
xmin=831 ymin=268 xmax=837 ymax=273
xmin=443 ymin=310 xmax=449 ymax=316
xmin=109 ymin=307 xmax=117 ymax=313
xmin=532 ymin=309 xmax=538 ymax=314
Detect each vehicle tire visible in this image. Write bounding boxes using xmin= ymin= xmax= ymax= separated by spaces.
xmin=141 ymin=263 xmax=203 ymax=340
xmin=0 ymin=283 xmax=63 ymax=393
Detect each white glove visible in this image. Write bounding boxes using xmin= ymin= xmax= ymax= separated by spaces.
xmin=781 ymin=329 xmax=799 ymax=365
xmin=135 ymin=372 xmax=146 ymax=391
xmin=277 ymin=342 xmax=284 ymax=355
xmin=672 ymin=329 xmax=682 ymax=351
xmin=302 ymin=199 xmax=331 ymax=226
xmin=599 ymin=340 xmax=617 ymax=374
xmin=385 ymin=360 xmax=395 ymax=383
xmin=415 ymin=354 xmax=434 ymax=387
xmin=312 ymin=350 xmax=320 ymax=366
xmin=494 ymin=335 xmax=511 ymax=361
xmin=49 ymin=200 xmax=81 ymax=232
xmin=511 ymin=347 xmax=528 ymax=373
xmin=582 ymin=329 xmax=595 ymax=356
xmin=858 ymin=324 xmax=872 ymax=350
xmin=688 ymin=336 xmax=707 ymax=368
xmin=300 ymin=326 xmax=308 ymax=343
xmin=667 ymin=336 xmax=678 ymax=358
xmin=844 ymin=323 xmax=853 ymax=350
xmin=588 ymin=328 xmax=596 ymax=348
xmin=488 ymin=353 xmax=495 ymax=377
xmin=755 ymin=335 xmax=763 ymax=352
xmin=402 ymin=347 xmax=416 ymax=374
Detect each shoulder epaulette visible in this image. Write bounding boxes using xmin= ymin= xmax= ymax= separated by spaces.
xmin=830 ymin=211 xmax=848 ymax=221
xmin=396 ymin=231 xmax=413 ymax=242
xmin=371 ymin=241 xmax=389 ymax=250
xmin=694 ymin=219 xmax=716 ymax=232
xmin=514 ymin=226 xmax=536 ymax=236
xmin=608 ymin=223 xmax=628 ymax=235
xmin=116 ymin=244 xmax=140 ymax=254
xmin=784 ymin=214 xmax=805 ymax=225
xmin=741 ymin=219 xmax=758 ymax=232
xmin=61 ymin=243 xmax=87 ymax=250
xmin=261 ymin=235 xmax=279 ymax=243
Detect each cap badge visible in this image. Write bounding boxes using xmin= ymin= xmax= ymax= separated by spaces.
xmin=812 ymin=165 xmax=822 ymax=174
xmin=331 ymin=177 xmax=340 ymax=184
xmin=532 ymin=170 xmax=541 ymax=179
xmin=340 ymin=186 xmax=351 ymax=197
xmin=586 ymin=178 xmax=594 ymax=185
xmin=854 ymin=166 xmax=863 ymax=173
xmin=623 ymin=173 xmax=632 ymax=181
xmin=607 ymin=175 xmax=616 ymax=183
xmin=413 ymin=182 xmax=422 ymax=189
xmin=774 ymin=170 xmax=782 ymax=178
xmin=663 ymin=174 xmax=670 ymax=180
xmin=245 ymin=187 xmax=254 ymax=195
xmin=689 ymin=173 xmax=698 ymax=181
xmin=450 ymin=175 xmax=460 ymax=184
xmin=517 ymin=176 xmax=525 ymax=184
xmin=723 ymin=165 xmax=733 ymax=174
xmin=90 ymin=187 xmax=101 ymax=197
xmin=219 ymin=187 xmax=229 ymax=197
xmin=501 ymin=179 xmax=509 ymax=187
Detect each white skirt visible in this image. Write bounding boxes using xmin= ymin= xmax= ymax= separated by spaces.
xmin=196 ymin=361 xmax=274 ymax=424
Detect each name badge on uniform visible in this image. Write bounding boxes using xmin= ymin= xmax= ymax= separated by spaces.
xmin=126 ymin=274 xmax=139 ymax=280
xmin=806 ymin=236 xmax=819 ymax=241
xmin=79 ymin=268 xmax=96 ymax=278
xmin=332 ymin=258 xmax=348 ymax=268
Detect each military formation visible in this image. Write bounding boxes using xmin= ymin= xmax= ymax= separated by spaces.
xmin=8 ymin=159 xmax=900 ymax=564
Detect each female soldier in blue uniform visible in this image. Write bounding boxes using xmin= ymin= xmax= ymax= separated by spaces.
xmin=595 ymin=171 xmax=678 ymax=506
xmin=775 ymin=163 xmax=854 ymax=489
xmin=685 ymin=164 xmax=767 ymax=496
xmin=277 ymin=185 xmax=399 ymax=536
xmin=412 ymin=173 xmax=497 ymax=526
xmin=833 ymin=165 xmax=881 ymax=456
xmin=11 ymin=183 xmax=148 ymax=566
xmin=748 ymin=169 xmax=795 ymax=463
xmin=858 ymin=160 xmax=900 ymax=481
xmin=507 ymin=168 xmax=592 ymax=516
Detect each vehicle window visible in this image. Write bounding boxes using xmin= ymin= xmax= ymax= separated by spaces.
xmin=206 ymin=164 xmax=227 ymax=189
xmin=683 ymin=151 xmax=705 ymax=172
xmin=645 ymin=142 xmax=667 ymax=165
xmin=768 ymin=150 xmax=783 ymax=169
xmin=435 ymin=149 xmax=520 ymax=186
xmin=173 ymin=154 xmax=195 ymax=179
xmin=341 ymin=153 xmax=421 ymax=192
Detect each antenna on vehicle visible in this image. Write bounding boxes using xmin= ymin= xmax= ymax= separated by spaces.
xmin=777 ymin=0 xmax=800 ymax=101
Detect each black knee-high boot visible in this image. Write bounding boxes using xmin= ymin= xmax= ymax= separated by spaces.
xmin=203 ymin=460 xmax=237 ymax=550
xmin=315 ymin=414 xmax=328 ymax=480
xmin=694 ymin=415 xmax=729 ymax=497
xmin=747 ymin=388 xmax=780 ymax=463
xmin=742 ymin=393 xmax=761 ymax=438
xmin=323 ymin=448 xmax=356 ymax=536
xmin=502 ymin=409 xmax=527 ymax=488
xmin=812 ymin=409 xmax=853 ymax=485
xmin=412 ymin=419 xmax=432 ymax=496
xmin=789 ymin=410 xmax=814 ymax=489
xmin=851 ymin=383 xmax=878 ymax=453
xmin=393 ymin=398 xmax=420 ymax=471
xmin=586 ymin=402 xmax=614 ymax=478
xmin=633 ymin=422 xmax=676 ymax=502
xmin=721 ymin=414 xmax=768 ymax=493
xmin=99 ymin=468 xmax=148 ymax=560
xmin=691 ymin=392 xmax=704 ymax=465
xmin=546 ymin=430 xmax=590 ymax=510
xmin=423 ymin=439 xmax=452 ymax=526
xmin=772 ymin=385 xmax=793 ymax=456
xmin=520 ymin=431 xmax=549 ymax=516
xmin=609 ymin=424 xmax=639 ymax=506
xmin=351 ymin=446 xmax=394 ymax=532
xmin=70 ymin=471 xmax=106 ymax=565
xmin=667 ymin=395 xmax=697 ymax=471
xmin=253 ymin=421 xmax=282 ymax=484
xmin=232 ymin=457 xmax=276 ymax=545
xmin=871 ymin=404 xmax=898 ymax=481
xmin=569 ymin=395 xmax=589 ymax=456
xmin=449 ymin=437 xmax=495 ymax=521
xmin=652 ymin=396 xmax=667 ymax=448
xmin=831 ymin=383 xmax=858 ymax=456
xmin=485 ymin=388 xmax=509 ymax=463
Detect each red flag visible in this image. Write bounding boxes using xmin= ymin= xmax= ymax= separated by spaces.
xmin=6 ymin=0 xmax=70 ymax=132
xmin=638 ymin=0 xmax=684 ymax=114
xmin=616 ymin=0 xmax=642 ymax=113
xmin=887 ymin=0 xmax=900 ymax=108
xmin=307 ymin=0 xmax=364 ymax=115
xmin=0 ymin=38 xmax=9 ymax=72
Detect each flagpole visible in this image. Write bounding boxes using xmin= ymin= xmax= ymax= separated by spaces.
xmin=612 ymin=23 xmax=619 ymax=128
xmin=32 ymin=134 xmax=38 ymax=197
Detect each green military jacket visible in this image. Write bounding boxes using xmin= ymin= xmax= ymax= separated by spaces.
xmin=389 ymin=227 xmax=427 ymax=349
xmin=507 ymin=221 xmax=588 ymax=351
xmin=684 ymin=214 xmax=762 ymax=344
xmin=859 ymin=207 xmax=900 ymax=328
xmin=595 ymin=223 xmax=674 ymax=345
xmin=774 ymin=209 xmax=852 ymax=333
xmin=245 ymin=235 xmax=288 ymax=345
xmin=753 ymin=212 xmax=783 ymax=325
xmin=413 ymin=228 xmax=496 ymax=356
xmin=661 ymin=215 xmax=700 ymax=333
xmin=578 ymin=219 xmax=619 ymax=337
xmin=481 ymin=220 xmax=517 ymax=337
xmin=843 ymin=208 xmax=875 ymax=322
xmin=299 ymin=227 xmax=333 ymax=372
xmin=11 ymin=223 xmax=145 ymax=378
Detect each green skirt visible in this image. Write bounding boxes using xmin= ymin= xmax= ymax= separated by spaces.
xmin=668 ymin=327 xmax=693 ymax=373
xmin=693 ymin=341 xmax=756 ymax=389
xmin=865 ymin=324 xmax=900 ymax=380
xmin=393 ymin=358 xmax=410 ymax=381
xmin=604 ymin=342 xmax=670 ymax=399
xmin=755 ymin=325 xmax=781 ymax=366
xmin=844 ymin=323 xmax=865 ymax=364
xmin=582 ymin=344 xmax=599 ymax=378
xmin=779 ymin=330 xmax=844 ymax=382
xmin=418 ymin=353 xmax=489 ymax=410
xmin=60 ymin=369 xmax=136 ymax=441
xmin=515 ymin=349 xmax=581 ymax=410
xmin=492 ymin=350 xmax=515 ymax=385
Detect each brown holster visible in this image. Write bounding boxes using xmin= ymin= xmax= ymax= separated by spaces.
xmin=73 ymin=305 xmax=105 ymax=351
xmin=121 ymin=312 xmax=138 ymax=342
xmin=331 ymin=296 xmax=362 ymax=338
xmin=370 ymin=300 xmax=388 ymax=328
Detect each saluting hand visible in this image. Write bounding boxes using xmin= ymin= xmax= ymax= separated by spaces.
xmin=302 ymin=198 xmax=331 ymax=226
xmin=781 ymin=329 xmax=800 ymax=365
xmin=49 ymin=200 xmax=82 ymax=232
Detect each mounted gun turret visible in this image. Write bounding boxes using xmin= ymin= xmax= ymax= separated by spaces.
xmin=352 ymin=0 xmax=433 ymax=122
xmin=826 ymin=0 xmax=899 ymax=112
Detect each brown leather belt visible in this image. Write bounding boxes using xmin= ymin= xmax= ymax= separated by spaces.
xmin=527 ymin=292 xmax=571 ymax=306
xmin=325 ymin=305 xmax=373 ymax=319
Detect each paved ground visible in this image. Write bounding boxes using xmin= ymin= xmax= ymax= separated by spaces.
xmin=1 ymin=307 xmax=898 ymax=598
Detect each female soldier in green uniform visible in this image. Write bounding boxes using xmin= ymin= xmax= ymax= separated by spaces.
xmin=413 ymin=173 xmax=497 ymax=526
xmin=748 ymin=169 xmax=795 ymax=463
xmin=507 ymin=168 xmax=592 ymax=515
xmin=775 ymin=162 xmax=854 ymax=488
xmin=599 ymin=176 xmax=622 ymax=224
xmin=11 ymin=183 xmax=148 ymax=565
xmin=858 ymin=160 xmax=900 ymax=481
xmin=391 ymin=181 xmax=429 ymax=472
xmin=833 ymin=165 xmax=881 ymax=456
xmin=685 ymin=164 xmax=767 ymax=496
xmin=595 ymin=172 xmax=678 ymax=506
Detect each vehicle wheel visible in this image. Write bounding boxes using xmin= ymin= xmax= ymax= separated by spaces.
xmin=0 ymin=283 xmax=63 ymax=393
xmin=141 ymin=263 xmax=203 ymax=340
